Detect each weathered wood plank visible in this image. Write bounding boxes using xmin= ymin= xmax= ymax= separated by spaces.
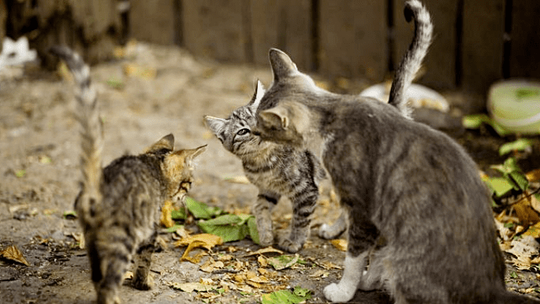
xmin=250 ymin=0 xmax=280 ymax=66
xmin=461 ymin=0 xmax=505 ymax=94
xmin=393 ymin=0 xmax=458 ymax=89
xmin=250 ymin=0 xmax=313 ymax=70
xmin=182 ymin=0 xmax=248 ymax=62
xmin=319 ymin=0 xmax=387 ymax=80
xmin=510 ymin=0 xmax=540 ymax=79
xmin=130 ymin=0 xmax=176 ymax=45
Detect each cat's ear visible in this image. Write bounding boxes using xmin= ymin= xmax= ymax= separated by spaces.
xmin=145 ymin=133 xmax=175 ymax=153
xmin=248 ymin=80 xmax=265 ymax=110
xmin=269 ymin=48 xmax=298 ymax=81
xmin=204 ymin=116 xmax=227 ymax=141
xmin=181 ymin=144 xmax=207 ymax=167
xmin=259 ymin=102 xmax=310 ymax=134
xmin=259 ymin=106 xmax=290 ymax=130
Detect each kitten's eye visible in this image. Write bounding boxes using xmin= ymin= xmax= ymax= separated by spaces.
xmin=237 ymin=129 xmax=250 ymax=136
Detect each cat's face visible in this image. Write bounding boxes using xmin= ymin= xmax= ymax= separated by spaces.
xmin=145 ymin=134 xmax=206 ymax=202
xmin=204 ymin=81 xmax=270 ymax=157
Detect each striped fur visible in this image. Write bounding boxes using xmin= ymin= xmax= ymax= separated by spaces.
xmin=205 ymin=81 xmax=327 ymax=253
xmin=51 ymin=46 xmax=206 ymax=304
xmin=253 ymin=1 xmax=540 ymax=303
xmin=388 ymin=0 xmax=433 ymax=118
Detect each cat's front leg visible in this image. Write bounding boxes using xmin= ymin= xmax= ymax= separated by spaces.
xmin=324 ymin=251 xmax=369 ymax=302
xmin=253 ymin=192 xmax=280 ymax=247
xmin=278 ymin=185 xmax=318 ymax=253
xmin=324 ymin=211 xmax=379 ymax=302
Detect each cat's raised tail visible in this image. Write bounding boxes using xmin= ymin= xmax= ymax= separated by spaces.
xmin=388 ymin=0 xmax=433 ymax=118
xmin=49 ymin=46 xmax=103 ymax=224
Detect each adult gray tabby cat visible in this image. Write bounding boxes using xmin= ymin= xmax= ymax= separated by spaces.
xmin=204 ymin=0 xmax=431 ymax=253
xmin=50 ymin=46 xmax=206 ymax=304
xmin=252 ymin=1 xmax=540 ymax=303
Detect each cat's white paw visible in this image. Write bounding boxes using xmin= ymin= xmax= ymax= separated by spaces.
xmin=318 ymin=223 xmax=334 ymax=239
xmin=323 ymin=282 xmax=355 ymax=302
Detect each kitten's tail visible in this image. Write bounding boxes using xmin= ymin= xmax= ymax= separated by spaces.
xmin=50 ymin=46 xmax=103 ymax=221
xmin=388 ymin=0 xmax=433 ymax=118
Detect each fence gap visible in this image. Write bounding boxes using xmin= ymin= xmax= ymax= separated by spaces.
xmin=502 ymin=0 xmax=512 ymax=79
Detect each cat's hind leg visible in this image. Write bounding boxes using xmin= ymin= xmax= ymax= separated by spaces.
xmin=253 ymin=191 xmax=280 ymax=247
xmin=133 ymin=233 xmax=157 ymax=290
xmin=318 ymin=209 xmax=347 ymax=239
xmin=278 ymin=183 xmax=319 ymax=253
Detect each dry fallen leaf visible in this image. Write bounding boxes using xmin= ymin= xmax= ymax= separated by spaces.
xmin=243 ymin=247 xmax=284 ymax=257
xmin=175 ymin=234 xmax=223 ymax=262
xmin=224 ymin=175 xmax=250 ymax=184
xmin=160 ymin=200 xmax=175 ymax=228
xmin=1 ymin=245 xmax=30 ymax=266
xmin=330 ymin=239 xmax=347 ymax=252
xmin=526 ymin=169 xmax=540 ymax=182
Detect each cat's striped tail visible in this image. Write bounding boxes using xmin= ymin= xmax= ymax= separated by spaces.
xmin=388 ymin=0 xmax=433 ymax=119
xmin=50 ymin=46 xmax=103 ymax=222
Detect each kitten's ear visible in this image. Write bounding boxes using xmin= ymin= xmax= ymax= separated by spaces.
xmin=204 ymin=116 xmax=227 ymax=140
xmin=145 ymin=133 xmax=175 ymax=153
xmin=269 ymin=48 xmax=298 ymax=81
xmin=259 ymin=106 xmax=290 ymax=130
xmin=181 ymin=144 xmax=207 ymax=167
xmin=249 ymin=80 xmax=266 ymax=110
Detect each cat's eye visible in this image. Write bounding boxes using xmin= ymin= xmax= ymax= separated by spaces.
xmin=237 ymin=129 xmax=250 ymax=136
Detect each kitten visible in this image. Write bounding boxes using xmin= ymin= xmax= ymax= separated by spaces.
xmin=253 ymin=1 xmax=540 ymax=303
xmin=50 ymin=46 xmax=206 ymax=304
xmin=204 ymin=82 xmax=327 ymax=253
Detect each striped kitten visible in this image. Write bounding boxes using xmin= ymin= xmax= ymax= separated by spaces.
xmin=253 ymin=1 xmax=540 ymax=303
xmin=50 ymin=46 xmax=206 ymax=304
xmin=204 ymin=82 xmax=327 ymax=253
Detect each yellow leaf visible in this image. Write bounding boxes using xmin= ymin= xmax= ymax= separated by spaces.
xmin=243 ymin=247 xmax=284 ymax=257
xmin=513 ymin=199 xmax=540 ymax=226
xmin=175 ymin=234 xmax=223 ymax=262
xmin=526 ymin=169 xmax=540 ymax=182
xmin=160 ymin=200 xmax=175 ymax=228
xmin=1 ymin=245 xmax=30 ymax=266
xmin=330 ymin=239 xmax=348 ymax=252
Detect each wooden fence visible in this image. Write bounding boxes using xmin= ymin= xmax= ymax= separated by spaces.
xmin=130 ymin=0 xmax=540 ymax=97
xmin=3 ymin=0 xmax=540 ymax=97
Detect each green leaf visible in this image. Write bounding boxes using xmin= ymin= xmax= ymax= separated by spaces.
xmin=165 ymin=224 xmax=184 ymax=233
xmin=106 ymin=78 xmax=125 ymax=90
xmin=462 ymin=114 xmax=491 ymax=129
xmin=499 ymin=138 xmax=535 ymax=156
xmin=247 ymin=216 xmax=260 ymax=245
xmin=484 ymin=177 xmax=515 ymax=197
xmin=171 ymin=208 xmax=186 ymax=220
xmin=261 ymin=286 xmax=312 ymax=304
xmin=15 ymin=170 xmax=26 ymax=178
xmin=197 ymin=214 xmax=250 ymax=243
xmin=461 ymin=114 xmax=512 ymax=136
xmin=185 ymin=197 xmax=223 ymax=220
xmin=267 ymin=254 xmax=300 ymax=270
xmin=63 ymin=210 xmax=78 ymax=220
xmin=509 ymin=171 xmax=529 ymax=191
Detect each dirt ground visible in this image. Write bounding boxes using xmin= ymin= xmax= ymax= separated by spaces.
xmin=0 ymin=43 xmax=538 ymax=304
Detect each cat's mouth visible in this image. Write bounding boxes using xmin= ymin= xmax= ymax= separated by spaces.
xmin=172 ymin=181 xmax=191 ymax=204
